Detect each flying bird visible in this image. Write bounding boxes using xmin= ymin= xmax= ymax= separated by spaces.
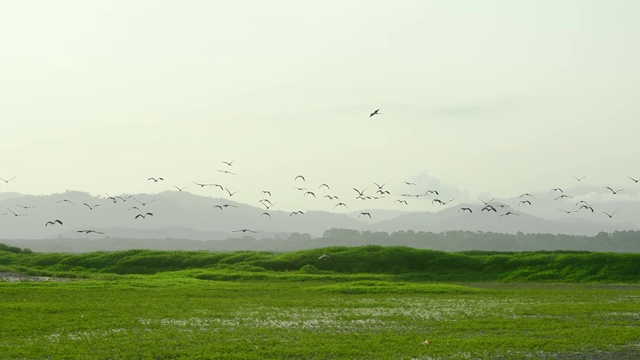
xmin=56 ymin=199 xmax=75 ymax=205
xmin=425 ymin=190 xmax=439 ymax=196
xmin=45 ymin=220 xmax=63 ymax=227
xmin=579 ymin=205 xmax=595 ymax=212
xmin=403 ymin=181 xmax=416 ymax=186
xmin=135 ymin=198 xmax=155 ymax=206
xmin=262 ymin=202 xmax=276 ymax=209
xmin=213 ymin=204 xmax=238 ymax=209
xmin=225 ymin=188 xmax=238 ymax=197
xmin=519 ymin=193 xmax=534 ymax=198
xmin=6 ymin=208 xmax=27 ymax=217
xmin=77 ymin=230 xmax=103 ymax=234
xmin=481 ymin=205 xmax=497 ymax=212
xmin=261 ymin=212 xmax=271 ymax=219
xmin=116 ymin=195 xmax=133 ymax=202
xmin=554 ymin=195 xmax=572 ymax=200
xmin=319 ymin=183 xmax=330 ymax=190
xmin=290 ymin=210 xmax=304 ymax=216
xmin=369 ymin=108 xmax=381 ymax=117
xmin=500 ymin=211 xmax=520 ymax=216
xmin=127 ymin=206 xmax=142 ymax=212
xmin=261 ymin=190 xmax=272 ymax=196
xmin=519 ymin=200 xmax=532 ymax=206
xmin=0 ymin=176 xmax=16 ymax=183
xmin=395 ymin=200 xmax=408 ymax=205
xmin=295 ymin=175 xmax=305 ymax=182
xmin=222 ymin=160 xmax=234 ymax=166
xmin=359 ymin=212 xmax=372 ymax=218
xmin=606 ymin=187 xmax=622 ymax=195
xmin=373 ymin=182 xmax=386 ymax=190
xmin=628 ymin=175 xmax=639 ymax=183
xmin=218 ymin=170 xmax=236 ymax=175
xmin=303 ymin=191 xmax=316 ymax=198
xmin=233 ymin=229 xmax=257 ymax=233
xmin=478 ymin=198 xmax=495 ymax=206
xmin=16 ymin=204 xmax=36 ymax=209
xmin=135 ymin=213 xmax=154 ymax=219
xmin=550 ymin=188 xmax=563 ymax=194
xmin=212 ymin=184 xmax=225 ymax=191
xmin=459 ymin=207 xmax=473 ymax=213
xmin=83 ymin=203 xmax=99 ymax=210
xmin=173 ymin=185 xmax=186 ymax=192
xmin=148 ymin=177 xmax=164 ymax=182
xmin=559 ymin=209 xmax=579 ymax=214
xmin=353 ymin=188 xmax=367 ymax=197
xmin=334 ymin=202 xmax=348 ymax=209
xmin=602 ymin=210 xmax=618 ymax=218
xmin=259 ymin=199 xmax=273 ymax=206
xmin=324 ymin=195 xmax=339 ymax=200
xmin=573 ymin=176 xmax=586 ymax=182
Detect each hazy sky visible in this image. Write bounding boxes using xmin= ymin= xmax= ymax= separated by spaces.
xmin=2 ymin=0 xmax=639 ymax=212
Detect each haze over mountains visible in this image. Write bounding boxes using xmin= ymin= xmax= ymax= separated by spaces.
xmin=1 ymin=187 xmax=638 ymax=242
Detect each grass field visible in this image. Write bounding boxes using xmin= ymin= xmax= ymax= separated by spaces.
xmin=1 ymin=245 xmax=639 ymax=359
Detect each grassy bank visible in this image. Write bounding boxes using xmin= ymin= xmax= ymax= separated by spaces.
xmin=1 ymin=244 xmax=639 ymax=282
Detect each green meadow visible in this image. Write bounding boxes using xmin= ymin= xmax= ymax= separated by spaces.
xmin=1 ymin=244 xmax=639 ymax=359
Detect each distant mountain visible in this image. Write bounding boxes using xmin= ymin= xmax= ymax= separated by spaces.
xmin=0 ymin=190 xmax=365 ymax=239
xmin=0 ymin=192 xmax=23 ymax=202
xmin=370 ymin=202 xmax=638 ymax=236
xmin=1 ymin=190 xmax=638 ymax=241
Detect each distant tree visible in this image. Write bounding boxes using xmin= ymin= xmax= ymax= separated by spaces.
xmin=287 ymin=232 xmax=312 ymax=242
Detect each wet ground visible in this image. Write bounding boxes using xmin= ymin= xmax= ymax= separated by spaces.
xmin=0 ymin=272 xmax=73 ymax=282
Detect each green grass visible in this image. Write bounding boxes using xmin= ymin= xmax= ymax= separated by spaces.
xmin=1 ymin=245 xmax=639 ymax=359
xmin=1 ymin=245 xmax=639 ymax=282
xmin=1 ymin=278 xmax=639 ymax=359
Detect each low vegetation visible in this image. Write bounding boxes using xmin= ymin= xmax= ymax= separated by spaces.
xmin=1 ymin=244 xmax=639 ymax=359
xmin=1 ymin=244 xmax=639 ymax=282
xmin=4 ymin=228 xmax=640 ymax=253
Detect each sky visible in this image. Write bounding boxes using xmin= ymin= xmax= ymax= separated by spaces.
xmin=1 ymin=0 xmax=639 ymax=212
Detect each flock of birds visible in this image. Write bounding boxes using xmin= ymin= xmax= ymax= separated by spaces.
xmin=1 ymin=109 xmax=638 ymax=237
xmin=1 ymin=169 xmax=636 ymax=238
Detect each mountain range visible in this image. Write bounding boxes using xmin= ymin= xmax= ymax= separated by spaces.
xmin=1 ymin=189 xmax=638 ymax=242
